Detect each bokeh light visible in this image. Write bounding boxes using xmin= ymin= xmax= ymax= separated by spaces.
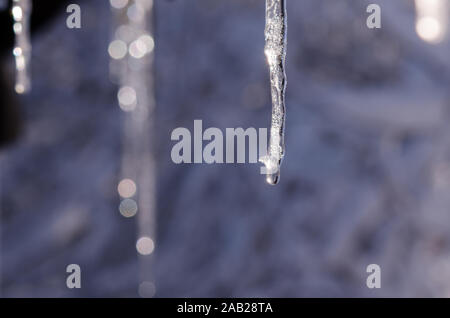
xmin=118 ymin=86 xmax=137 ymax=111
xmin=415 ymin=0 xmax=448 ymax=44
xmin=118 ymin=178 xmax=137 ymax=198
xmin=110 ymin=0 xmax=129 ymax=10
xmin=108 ymin=40 xmax=128 ymax=60
xmin=119 ymin=199 xmax=138 ymax=218
xmin=136 ymin=237 xmax=154 ymax=255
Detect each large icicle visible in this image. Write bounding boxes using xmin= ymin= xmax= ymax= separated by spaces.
xmin=12 ymin=0 xmax=32 ymax=94
xmin=260 ymin=0 xmax=287 ymax=185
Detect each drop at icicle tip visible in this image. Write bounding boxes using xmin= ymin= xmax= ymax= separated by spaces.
xmin=260 ymin=0 xmax=287 ymax=185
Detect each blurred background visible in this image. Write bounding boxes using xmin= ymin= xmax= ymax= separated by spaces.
xmin=1 ymin=0 xmax=450 ymax=297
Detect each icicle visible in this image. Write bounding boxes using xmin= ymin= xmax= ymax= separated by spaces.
xmin=12 ymin=0 xmax=32 ymax=94
xmin=110 ymin=0 xmax=157 ymax=298
xmin=260 ymin=0 xmax=287 ymax=185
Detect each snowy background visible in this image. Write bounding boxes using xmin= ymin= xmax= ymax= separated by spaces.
xmin=1 ymin=0 xmax=450 ymax=297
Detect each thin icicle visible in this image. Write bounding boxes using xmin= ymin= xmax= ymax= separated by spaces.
xmin=110 ymin=0 xmax=157 ymax=298
xmin=12 ymin=0 xmax=32 ymax=94
xmin=260 ymin=0 xmax=287 ymax=185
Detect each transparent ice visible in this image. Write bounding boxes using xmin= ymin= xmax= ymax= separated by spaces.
xmin=12 ymin=0 xmax=32 ymax=94
xmin=109 ymin=0 xmax=156 ymax=297
xmin=260 ymin=0 xmax=288 ymax=185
